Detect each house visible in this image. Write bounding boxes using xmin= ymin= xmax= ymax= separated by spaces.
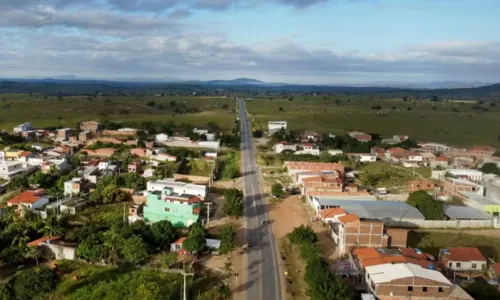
xmin=78 ymin=130 xmax=92 ymax=142
xmin=408 ymin=180 xmax=439 ymax=193
xmin=144 ymin=187 xmax=201 ymax=227
xmin=392 ymin=151 xmax=423 ymax=165
xmin=419 ymin=152 xmax=436 ymax=166
xmin=469 ymin=145 xmax=496 ymax=158
xmin=443 ymin=177 xmax=484 ymax=199
xmin=128 ymin=204 xmax=144 ymax=223
xmin=143 ymin=168 xmax=155 ymax=178
xmin=154 ymin=153 xmax=177 ymax=162
xmin=348 ymin=153 xmax=377 ymax=163
xmin=13 ymin=122 xmax=32 ymax=133
xmin=41 ymin=158 xmax=70 ymax=174
xmin=57 ymin=128 xmax=72 ymax=141
xmin=156 ymin=133 xmax=169 ymax=142
xmin=64 ymin=178 xmax=92 ymax=196
xmin=328 ymin=214 xmax=407 ymax=255
xmin=452 ymin=156 xmax=476 ymax=168
xmin=354 ymin=247 xmax=437 ymax=270
xmin=385 ymin=147 xmax=406 ymax=160
xmin=27 ymin=236 xmax=76 ymax=260
xmin=59 ymin=198 xmax=89 ymax=215
xmin=350 ymin=132 xmax=372 ymax=142
xmin=294 ymin=144 xmax=320 ymax=156
xmin=446 ymin=169 xmax=483 ymax=182
xmin=147 ymin=180 xmax=207 ymax=200
xmin=98 ymin=160 xmax=112 ymax=171
xmin=130 ymin=148 xmax=149 ymax=158
xmin=431 ymin=156 xmax=449 ymax=169
xmin=103 ymin=128 xmax=138 ymax=136
xmin=17 ymin=151 xmax=33 ymax=163
xmin=364 ymin=263 xmax=473 ymax=300
xmin=440 ymin=247 xmax=487 ymax=273
xmin=284 ymin=161 xmax=345 ymax=181
xmin=80 ymin=121 xmax=101 ymax=132
xmin=170 ymin=237 xmax=221 ymax=254
xmin=21 ymin=130 xmax=36 ymax=140
xmin=370 ymin=147 xmax=386 ymax=158
xmin=328 ymin=149 xmax=344 ymax=156
xmin=274 ymin=142 xmax=297 ymax=154
xmin=268 ymin=121 xmax=287 ymax=134
xmin=302 ymin=175 xmax=343 ymax=196
xmin=0 ymin=161 xmax=27 ymax=179
xmin=419 ymin=142 xmax=451 ymax=153
xmin=82 ymin=148 xmax=116 ymax=157
xmin=7 ymin=189 xmax=50 ymax=211
xmin=128 ymin=162 xmax=142 ymax=173
xmin=318 ymin=207 xmax=346 ymax=223
xmin=301 ymin=131 xmax=320 ymax=142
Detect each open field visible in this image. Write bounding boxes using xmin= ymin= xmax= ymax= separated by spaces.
xmin=246 ymin=96 xmax=500 ymax=147
xmin=0 ymin=94 xmax=235 ymax=131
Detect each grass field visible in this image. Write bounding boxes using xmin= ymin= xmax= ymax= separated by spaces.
xmin=0 ymin=94 xmax=236 ymax=131
xmin=246 ymin=96 xmax=500 ymax=147
xmin=359 ymin=162 xmax=430 ymax=188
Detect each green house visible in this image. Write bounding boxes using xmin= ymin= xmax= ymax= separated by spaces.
xmin=144 ymin=187 xmax=201 ymax=227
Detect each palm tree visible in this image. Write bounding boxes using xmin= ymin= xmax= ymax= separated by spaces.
xmin=10 ymin=222 xmax=30 ymax=248
xmin=102 ymin=230 xmax=123 ymax=266
xmin=38 ymin=215 xmax=63 ymax=237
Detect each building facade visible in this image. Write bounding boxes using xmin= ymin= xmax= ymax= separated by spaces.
xmin=144 ymin=187 xmax=201 ymax=227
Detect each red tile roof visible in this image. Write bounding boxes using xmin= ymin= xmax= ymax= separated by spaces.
xmin=337 ymin=214 xmax=360 ymax=224
xmin=319 ymin=208 xmax=346 ymax=219
xmin=443 ymin=247 xmax=486 ymax=262
xmin=19 ymin=151 xmax=32 ymax=157
xmin=387 ymin=147 xmax=406 ymax=154
xmin=27 ymin=236 xmax=61 ymax=247
xmin=173 ymin=237 xmax=187 ymax=244
xmin=7 ymin=189 xmax=45 ymax=205
xmin=490 ymin=263 xmax=500 ymax=274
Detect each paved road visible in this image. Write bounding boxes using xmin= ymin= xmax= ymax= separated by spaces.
xmin=238 ymin=98 xmax=281 ymax=300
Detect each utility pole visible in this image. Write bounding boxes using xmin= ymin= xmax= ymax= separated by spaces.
xmin=205 ymin=202 xmax=212 ymax=226
xmin=181 ymin=269 xmax=194 ymax=300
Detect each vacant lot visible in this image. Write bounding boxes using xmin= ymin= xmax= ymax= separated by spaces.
xmin=0 ymin=94 xmax=235 ymax=131
xmin=246 ymin=96 xmax=500 ymax=147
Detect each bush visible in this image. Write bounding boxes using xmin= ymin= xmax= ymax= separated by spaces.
xmin=222 ymin=189 xmax=244 ymax=218
xmin=7 ymin=267 xmax=57 ymax=300
xmin=407 ymin=190 xmax=445 ymax=220
xmin=288 ymin=225 xmax=317 ymax=245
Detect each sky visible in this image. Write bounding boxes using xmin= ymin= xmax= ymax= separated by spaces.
xmin=0 ymin=0 xmax=499 ymax=84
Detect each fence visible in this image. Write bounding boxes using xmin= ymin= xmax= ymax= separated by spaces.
xmin=376 ymin=194 xmax=409 ymax=202
xmin=384 ymin=218 xmax=496 ymax=229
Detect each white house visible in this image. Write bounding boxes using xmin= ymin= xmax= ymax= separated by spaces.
xmin=156 ymin=133 xmax=169 ymax=142
xmin=193 ymin=128 xmax=209 ymax=135
xmin=13 ymin=122 xmax=32 ymax=133
xmin=349 ymin=153 xmax=377 ymax=163
xmin=147 ymin=180 xmax=208 ymax=200
xmin=143 ymin=168 xmax=155 ymax=178
xmin=0 ymin=161 xmax=26 ymax=180
xmin=441 ymin=247 xmax=487 ymax=272
xmin=274 ymin=142 xmax=297 ymax=154
xmin=98 ymin=161 xmax=111 ymax=171
xmin=447 ymin=169 xmax=483 ymax=182
xmin=268 ymin=121 xmax=287 ymax=133
xmin=294 ymin=144 xmax=320 ymax=156
xmin=328 ymin=149 xmax=343 ymax=156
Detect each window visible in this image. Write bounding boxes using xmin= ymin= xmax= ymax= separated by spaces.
xmin=438 ymin=287 xmax=444 ymax=293
xmin=472 ymin=263 xmax=477 ymax=268
xmin=422 ymin=287 xmax=428 ymax=292
xmin=456 ymin=263 xmax=461 ymax=268
xmin=448 ymin=262 xmax=452 ymax=267
xmin=407 ymin=286 xmax=413 ymax=292
xmin=164 ymin=208 xmax=170 ymax=212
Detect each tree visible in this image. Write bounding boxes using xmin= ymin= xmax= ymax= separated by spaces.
xmin=119 ymin=172 xmax=146 ymax=190
xmin=25 ymin=246 xmax=43 ymax=266
xmin=38 ymin=214 xmax=64 ymax=237
xmin=222 ymin=189 xmax=244 ymax=218
xmin=102 ymin=230 xmax=123 ymax=265
xmin=407 ymin=191 xmax=444 ymax=220
xmin=219 ymin=225 xmax=236 ymax=255
xmin=9 ymin=176 xmax=28 ymax=190
xmin=480 ymin=163 xmax=500 ymax=176
xmin=182 ymin=223 xmax=206 ymax=254
xmin=252 ymin=130 xmax=264 ymax=138
xmin=162 ymin=252 xmax=178 ymax=268
xmin=76 ymin=233 xmax=104 ymax=262
xmin=278 ymin=107 xmax=284 ymax=112
xmin=11 ymin=267 xmax=56 ymax=300
xmin=305 ymin=258 xmax=350 ymax=300
xmin=101 ymin=184 xmax=127 ymax=204
xmin=131 ymin=282 xmax=162 ymax=300
xmin=288 ymin=225 xmax=317 ymax=245
xmin=120 ymin=235 xmax=148 ymax=265
xmin=271 ymin=183 xmax=284 ymax=197
xmin=150 ymin=220 xmax=177 ymax=249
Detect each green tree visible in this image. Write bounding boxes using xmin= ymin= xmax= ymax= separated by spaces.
xmin=101 ymin=184 xmax=127 ymax=204
xmin=162 ymin=252 xmax=178 ymax=268
xmin=131 ymin=282 xmax=161 ymax=300
xmin=119 ymin=172 xmax=146 ymax=190
xmin=102 ymin=230 xmax=123 ymax=265
xmin=288 ymin=225 xmax=317 ymax=245
xmin=76 ymin=233 xmax=104 ymax=262
xmin=305 ymin=258 xmax=350 ymax=300
xmin=0 ymin=285 xmax=12 ymax=300
xmin=120 ymin=235 xmax=148 ymax=265
xmin=407 ymin=190 xmax=445 ymax=220
xmin=219 ymin=225 xmax=236 ymax=255
xmin=271 ymin=183 xmax=284 ymax=197
xmin=480 ymin=163 xmax=500 ymax=176
xmin=11 ymin=267 xmax=56 ymax=300
xmin=182 ymin=223 xmax=206 ymax=254
xmin=222 ymin=189 xmax=244 ymax=218
xmin=150 ymin=220 xmax=177 ymax=249
xmin=38 ymin=215 xmax=63 ymax=237
xmin=25 ymin=246 xmax=43 ymax=266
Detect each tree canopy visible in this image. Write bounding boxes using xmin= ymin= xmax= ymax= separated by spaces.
xmin=182 ymin=223 xmax=206 ymax=254
xmin=222 ymin=189 xmax=244 ymax=218
xmin=407 ymin=190 xmax=445 ymax=220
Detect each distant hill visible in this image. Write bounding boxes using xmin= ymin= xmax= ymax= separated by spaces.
xmin=202 ymin=78 xmax=267 ymax=85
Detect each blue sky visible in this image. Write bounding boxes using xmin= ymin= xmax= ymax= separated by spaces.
xmin=0 ymin=0 xmax=499 ymax=84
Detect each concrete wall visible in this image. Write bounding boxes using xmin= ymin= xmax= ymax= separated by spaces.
xmin=384 ymin=218 xmax=495 ymax=229
xmin=47 ymin=244 xmax=76 ymax=260
xmin=174 ymin=174 xmax=210 ymax=184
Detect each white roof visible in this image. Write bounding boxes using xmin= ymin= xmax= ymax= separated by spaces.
xmin=206 ymin=238 xmax=221 ymax=249
xmin=365 ymin=263 xmax=451 ymax=285
xmin=448 ymin=169 xmax=482 ymax=174
xmin=447 ymin=178 xmax=481 ymax=186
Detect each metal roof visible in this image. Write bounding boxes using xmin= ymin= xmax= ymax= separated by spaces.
xmin=313 ymin=198 xmax=425 ymax=220
xmin=462 ymin=192 xmax=500 ymax=206
xmin=444 ymin=205 xmax=492 ymax=220
xmin=365 ymin=263 xmax=451 ymax=285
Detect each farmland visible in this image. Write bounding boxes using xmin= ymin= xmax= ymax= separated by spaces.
xmin=0 ymin=94 xmax=236 ymax=131
xmin=246 ymin=96 xmax=500 ymax=147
